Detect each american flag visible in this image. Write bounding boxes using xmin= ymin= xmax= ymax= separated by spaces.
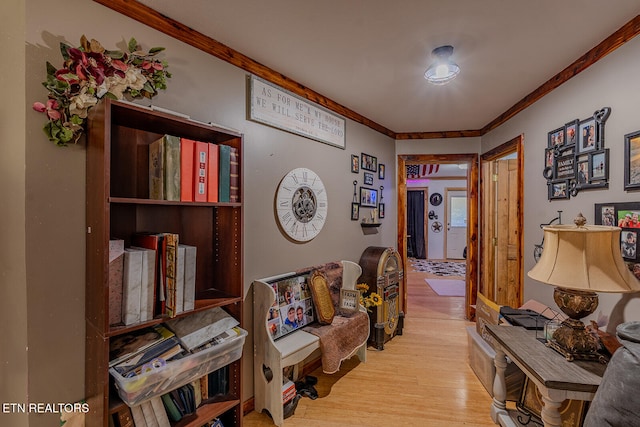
xmin=407 ymin=164 xmax=440 ymax=178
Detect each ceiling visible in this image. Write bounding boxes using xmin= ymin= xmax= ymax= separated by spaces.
xmin=136 ymin=0 xmax=640 ymax=134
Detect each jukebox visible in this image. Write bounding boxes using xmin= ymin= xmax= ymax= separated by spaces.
xmin=358 ymin=246 xmax=404 ymax=350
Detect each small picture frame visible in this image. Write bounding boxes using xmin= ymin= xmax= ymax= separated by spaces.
xmin=361 ymin=153 xmax=377 ymax=172
xmin=590 ymin=149 xmax=608 ymax=182
xmin=378 ymin=203 xmax=385 ymax=218
xmin=564 ymin=119 xmax=579 ymax=146
xmin=595 ymin=202 xmax=640 ymax=262
xmin=378 ymin=163 xmax=385 ymax=180
xmin=548 ymin=126 xmax=565 ymax=148
xmin=351 ymin=202 xmax=359 ymax=221
xmin=621 ymin=229 xmax=638 ymax=260
xmin=351 ymin=154 xmax=359 ymax=173
xmin=339 ymin=289 xmax=360 ymax=313
xmin=364 ymin=172 xmax=374 ymax=185
xmin=548 ymin=180 xmax=569 ymax=200
xmin=577 ymin=117 xmax=597 ymax=154
xmin=599 ymin=205 xmax=616 ymax=226
xmin=359 ymin=187 xmax=378 ymax=207
xmin=624 ymin=130 xmax=640 ymax=191
xmin=576 ymin=160 xmax=589 ymax=187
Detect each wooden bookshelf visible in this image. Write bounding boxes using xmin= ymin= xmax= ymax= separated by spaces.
xmin=85 ymin=98 xmax=244 ymax=427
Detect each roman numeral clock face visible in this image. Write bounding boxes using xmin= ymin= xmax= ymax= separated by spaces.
xmin=276 ymin=168 xmax=328 ymax=242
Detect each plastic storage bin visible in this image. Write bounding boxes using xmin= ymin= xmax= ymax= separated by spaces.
xmin=110 ymin=328 xmax=247 ymax=406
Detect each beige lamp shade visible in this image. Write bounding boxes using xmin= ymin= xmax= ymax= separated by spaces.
xmin=528 ymin=224 xmax=640 ymax=293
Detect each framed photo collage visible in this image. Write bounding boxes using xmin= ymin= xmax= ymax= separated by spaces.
xmin=544 ymin=107 xmax=611 ymax=200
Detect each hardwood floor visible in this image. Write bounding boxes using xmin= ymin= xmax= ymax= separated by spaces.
xmin=243 ymin=264 xmax=495 ymax=426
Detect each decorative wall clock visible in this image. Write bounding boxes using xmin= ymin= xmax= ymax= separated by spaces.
xmin=430 ymin=192 xmax=443 ymax=206
xmin=276 ymin=168 xmax=328 ymax=242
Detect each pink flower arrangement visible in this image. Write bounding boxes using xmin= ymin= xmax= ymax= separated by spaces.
xmin=33 ymin=35 xmax=171 ymax=146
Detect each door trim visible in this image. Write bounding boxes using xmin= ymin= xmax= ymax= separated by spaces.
xmin=480 ymin=135 xmax=524 ymax=308
xmin=398 ymin=154 xmax=479 ymax=320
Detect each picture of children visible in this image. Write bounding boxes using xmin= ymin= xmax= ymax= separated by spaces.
xmin=621 ymin=231 xmax=637 ymax=259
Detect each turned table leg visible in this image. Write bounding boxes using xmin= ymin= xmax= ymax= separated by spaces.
xmin=490 ymin=347 xmax=508 ymax=424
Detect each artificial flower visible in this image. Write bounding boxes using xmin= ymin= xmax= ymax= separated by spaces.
xmin=33 ymin=35 xmax=171 ymax=146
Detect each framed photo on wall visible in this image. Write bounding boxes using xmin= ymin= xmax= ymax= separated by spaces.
xmin=595 ymin=202 xmax=640 ymax=262
xmin=361 ymin=153 xmax=377 ymax=172
xmin=378 ymin=163 xmax=385 ymax=179
xmin=548 ymin=180 xmax=569 ymax=200
xmin=565 ymin=119 xmax=579 ymax=146
xmin=548 ymin=126 xmax=565 ymax=148
xmin=351 ymin=202 xmax=359 ymax=220
xmin=624 ymin=130 xmax=640 ymax=191
xmin=351 ymin=154 xmax=359 ymax=173
xmin=359 ymin=187 xmax=378 ymax=207
xmin=364 ymin=172 xmax=374 ymax=185
xmin=577 ymin=117 xmax=597 ymax=154
xmin=378 ymin=203 xmax=385 ymax=218
xmin=590 ymin=150 xmax=608 ymax=182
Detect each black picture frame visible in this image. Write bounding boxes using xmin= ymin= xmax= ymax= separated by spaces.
xmin=361 ymin=153 xmax=377 ymax=172
xmin=378 ymin=203 xmax=385 ymax=218
xmin=554 ymin=146 xmax=575 ymax=181
xmin=359 ymin=187 xmax=378 ymax=207
xmin=548 ymin=180 xmax=569 ymax=200
xmin=595 ymin=202 xmax=640 ymax=262
xmin=378 ymin=163 xmax=385 ymax=179
xmin=590 ymin=149 xmax=608 ymax=182
xmin=624 ymin=130 xmax=640 ymax=191
xmin=351 ymin=202 xmax=359 ymax=220
xmin=577 ymin=117 xmax=598 ymax=154
xmin=351 ymin=154 xmax=359 ymax=173
xmin=364 ymin=172 xmax=374 ymax=185
xmin=548 ymin=126 xmax=565 ymax=148
xmin=564 ymin=119 xmax=579 ymax=147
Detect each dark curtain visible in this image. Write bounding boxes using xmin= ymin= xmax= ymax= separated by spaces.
xmin=407 ymin=190 xmax=426 ymax=259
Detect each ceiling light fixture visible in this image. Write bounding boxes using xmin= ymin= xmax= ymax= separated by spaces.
xmin=424 ymin=45 xmax=460 ymax=85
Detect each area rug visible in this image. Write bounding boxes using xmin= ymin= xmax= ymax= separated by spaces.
xmin=409 ymin=258 xmax=466 ymax=276
xmin=425 ymin=279 xmax=465 ymax=296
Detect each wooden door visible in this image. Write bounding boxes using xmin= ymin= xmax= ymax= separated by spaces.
xmin=445 ymin=189 xmax=467 ymax=259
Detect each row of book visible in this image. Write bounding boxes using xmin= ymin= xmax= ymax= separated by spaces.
xmin=149 ymin=134 xmax=239 ymax=203
xmin=109 ymin=232 xmax=197 ymax=325
xmin=112 ymin=391 xmax=226 ymax=427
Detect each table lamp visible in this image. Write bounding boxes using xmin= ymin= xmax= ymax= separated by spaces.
xmin=527 ymin=213 xmax=640 ymax=361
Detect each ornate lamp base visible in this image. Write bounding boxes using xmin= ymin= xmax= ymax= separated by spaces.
xmin=548 ymin=318 xmax=602 ymax=362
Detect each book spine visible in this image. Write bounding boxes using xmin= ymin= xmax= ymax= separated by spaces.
xmin=135 ymin=247 xmax=156 ymax=322
xmin=122 ymin=249 xmax=143 ymax=326
xmin=149 ymin=396 xmax=171 ymax=427
xmin=149 ymin=137 xmax=165 ymax=200
xmin=164 ymin=233 xmax=179 ymax=318
xmin=114 ymin=406 xmax=135 ymax=427
xmin=161 ymin=393 xmax=182 ymax=423
xmin=218 ymin=144 xmax=231 ymax=203
xmin=182 ymin=244 xmax=197 ymax=312
xmin=175 ymin=245 xmax=186 ymax=315
xmin=164 ymin=135 xmax=181 ymax=201
xmin=180 ymin=138 xmax=195 ymax=202
xmin=229 ymin=146 xmax=239 ymax=202
xmin=141 ymin=401 xmax=159 ymax=427
xmin=130 ymin=404 xmax=147 ymax=427
xmin=109 ymin=239 xmax=125 ymax=326
xmin=207 ymin=143 xmax=219 ymax=202
xmin=194 ymin=141 xmax=208 ymax=202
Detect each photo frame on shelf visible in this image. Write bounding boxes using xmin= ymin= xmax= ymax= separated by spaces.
xmin=359 ymin=187 xmax=378 ymax=207
xmin=548 ymin=126 xmax=565 ymax=148
xmin=378 ymin=163 xmax=385 ymax=179
xmin=378 ymin=203 xmax=385 ymax=218
xmin=595 ymin=202 xmax=640 ymax=262
xmin=364 ymin=172 xmax=374 ymax=185
xmin=351 ymin=202 xmax=359 ymax=221
xmin=577 ymin=117 xmax=597 ymax=154
xmin=351 ymin=154 xmax=359 ymax=173
xmin=339 ymin=289 xmax=360 ymax=313
xmin=548 ymin=180 xmax=569 ymax=200
xmin=361 ymin=153 xmax=377 ymax=172
xmin=624 ymin=130 xmax=640 ymax=191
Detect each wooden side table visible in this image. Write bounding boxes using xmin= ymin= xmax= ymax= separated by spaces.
xmin=485 ymin=325 xmax=605 ymax=427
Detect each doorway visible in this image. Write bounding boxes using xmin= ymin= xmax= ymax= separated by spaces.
xmin=479 ymin=136 xmax=524 ymax=308
xmin=445 ymin=188 xmax=467 ymax=259
xmin=397 ymin=154 xmax=479 ymax=319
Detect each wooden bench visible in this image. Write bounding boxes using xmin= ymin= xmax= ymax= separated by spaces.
xmin=252 ymin=260 xmax=368 ymax=426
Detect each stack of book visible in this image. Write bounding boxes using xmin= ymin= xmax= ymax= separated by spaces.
xmin=108 ymin=234 xmax=197 ymax=325
xmin=149 ymin=134 xmax=239 ymax=203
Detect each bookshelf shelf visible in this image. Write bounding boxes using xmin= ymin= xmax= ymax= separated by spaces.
xmin=86 ymin=98 xmax=244 ymax=427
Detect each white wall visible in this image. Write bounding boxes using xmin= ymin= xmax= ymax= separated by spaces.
xmin=481 ymin=35 xmax=640 ymax=333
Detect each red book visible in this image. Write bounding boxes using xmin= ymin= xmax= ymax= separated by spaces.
xmin=207 ymin=143 xmax=219 ymax=202
xmin=180 ymin=138 xmax=196 ymax=202
xmin=194 ymin=141 xmax=208 ymax=202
